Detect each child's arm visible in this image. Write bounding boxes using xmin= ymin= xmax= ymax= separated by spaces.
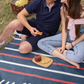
xmin=72 ymin=34 xmax=84 ymax=46
xmin=61 ymin=8 xmax=68 ymax=52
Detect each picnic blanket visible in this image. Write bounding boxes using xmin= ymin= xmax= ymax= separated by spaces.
xmin=0 ymin=36 xmax=84 ymax=84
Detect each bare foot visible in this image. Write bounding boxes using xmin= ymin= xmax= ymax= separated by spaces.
xmin=52 ymin=49 xmax=80 ymax=69
xmin=74 ymin=63 xmax=80 ymax=69
xmin=68 ymin=59 xmax=80 ymax=69
xmin=63 ymin=51 xmax=80 ymax=69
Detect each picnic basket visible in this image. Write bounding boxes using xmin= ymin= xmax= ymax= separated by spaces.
xmin=11 ymin=0 xmax=33 ymax=14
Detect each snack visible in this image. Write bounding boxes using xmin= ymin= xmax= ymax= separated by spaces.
xmin=41 ymin=58 xmax=51 ymax=64
xmin=35 ymin=31 xmax=43 ymax=35
xmin=34 ymin=54 xmax=41 ymax=62
xmin=32 ymin=55 xmax=53 ymax=68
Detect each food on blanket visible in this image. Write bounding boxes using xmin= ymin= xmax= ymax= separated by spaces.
xmin=41 ymin=57 xmax=51 ymax=64
xmin=32 ymin=55 xmax=53 ymax=67
xmin=34 ymin=54 xmax=41 ymax=62
xmin=35 ymin=31 xmax=43 ymax=35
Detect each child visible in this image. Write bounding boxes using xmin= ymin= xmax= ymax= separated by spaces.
xmin=38 ymin=0 xmax=84 ymax=69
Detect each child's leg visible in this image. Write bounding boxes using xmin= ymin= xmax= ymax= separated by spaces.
xmin=51 ymin=49 xmax=80 ymax=69
xmin=13 ymin=30 xmax=28 ymax=42
xmin=38 ymin=33 xmax=62 ymax=54
xmin=38 ymin=33 xmax=80 ymax=69
xmin=65 ymin=41 xmax=84 ymax=63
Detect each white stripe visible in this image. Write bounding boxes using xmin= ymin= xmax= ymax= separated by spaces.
xmin=4 ymin=47 xmax=55 ymax=57
xmin=12 ymin=82 xmax=15 ymax=84
xmin=5 ymin=47 xmax=19 ymax=51
xmin=0 ymin=79 xmax=5 ymax=84
xmin=5 ymin=81 xmax=10 ymax=84
xmin=14 ymin=38 xmax=21 ymax=40
xmin=31 ymin=52 xmax=54 ymax=57
xmin=0 ymin=60 xmax=84 ymax=78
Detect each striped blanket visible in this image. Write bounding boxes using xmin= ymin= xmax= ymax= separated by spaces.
xmin=0 ymin=36 xmax=84 ymax=84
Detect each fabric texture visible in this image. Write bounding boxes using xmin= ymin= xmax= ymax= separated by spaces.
xmin=0 ymin=36 xmax=84 ymax=84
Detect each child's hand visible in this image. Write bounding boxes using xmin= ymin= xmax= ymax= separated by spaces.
xmin=65 ymin=42 xmax=73 ymax=50
xmin=57 ymin=47 xmax=65 ymax=54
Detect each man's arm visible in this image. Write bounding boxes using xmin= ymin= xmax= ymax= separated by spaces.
xmin=17 ymin=8 xmax=31 ymax=30
xmin=72 ymin=34 xmax=84 ymax=46
xmin=17 ymin=8 xmax=38 ymax=36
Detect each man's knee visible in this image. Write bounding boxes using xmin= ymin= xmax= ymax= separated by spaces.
xmin=19 ymin=46 xmax=26 ymax=54
xmin=19 ymin=41 xmax=32 ymax=54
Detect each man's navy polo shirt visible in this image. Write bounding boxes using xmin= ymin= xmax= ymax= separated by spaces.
xmin=25 ymin=0 xmax=62 ymax=35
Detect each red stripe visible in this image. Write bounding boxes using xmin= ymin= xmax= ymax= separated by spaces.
xmin=53 ymin=63 xmax=84 ymax=70
xmin=0 ymin=68 xmax=79 ymax=84
xmin=0 ymin=53 xmax=84 ymax=70
xmin=10 ymin=42 xmax=20 ymax=45
xmin=52 ymin=63 xmax=84 ymax=70
xmin=0 ymin=53 xmax=32 ymax=60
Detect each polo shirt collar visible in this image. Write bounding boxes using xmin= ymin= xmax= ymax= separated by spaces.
xmin=44 ymin=0 xmax=59 ymax=8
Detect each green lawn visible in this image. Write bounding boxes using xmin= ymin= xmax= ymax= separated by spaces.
xmin=0 ymin=0 xmax=84 ymax=51
xmin=0 ymin=0 xmax=35 ymax=51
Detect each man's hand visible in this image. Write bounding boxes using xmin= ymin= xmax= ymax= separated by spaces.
xmin=65 ymin=42 xmax=73 ymax=50
xmin=30 ymin=27 xmax=39 ymax=36
xmin=56 ymin=47 xmax=65 ymax=54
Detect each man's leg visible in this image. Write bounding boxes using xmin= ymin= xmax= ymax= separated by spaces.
xmin=18 ymin=34 xmax=40 ymax=54
xmin=0 ymin=19 xmax=24 ymax=43
xmin=18 ymin=30 xmax=49 ymax=54
xmin=20 ymin=35 xmax=28 ymax=42
xmin=19 ymin=41 xmax=32 ymax=54
xmin=13 ymin=30 xmax=28 ymax=42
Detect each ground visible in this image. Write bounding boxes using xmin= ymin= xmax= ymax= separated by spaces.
xmin=0 ymin=0 xmax=84 ymax=51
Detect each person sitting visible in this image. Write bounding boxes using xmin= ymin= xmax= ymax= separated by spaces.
xmin=38 ymin=0 xmax=84 ymax=69
xmin=0 ymin=0 xmax=62 ymax=54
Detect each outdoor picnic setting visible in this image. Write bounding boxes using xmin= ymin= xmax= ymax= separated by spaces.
xmin=0 ymin=0 xmax=84 ymax=84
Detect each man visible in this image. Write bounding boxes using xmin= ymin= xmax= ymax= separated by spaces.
xmin=0 ymin=0 xmax=62 ymax=54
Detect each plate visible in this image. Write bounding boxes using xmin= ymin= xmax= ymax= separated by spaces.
xmin=32 ymin=55 xmax=53 ymax=68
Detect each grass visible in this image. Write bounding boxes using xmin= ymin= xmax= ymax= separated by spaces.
xmin=0 ymin=0 xmax=84 ymax=52
xmin=0 ymin=0 xmax=35 ymax=51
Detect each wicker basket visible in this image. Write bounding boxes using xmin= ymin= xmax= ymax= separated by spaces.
xmin=11 ymin=0 xmax=33 ymax=14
